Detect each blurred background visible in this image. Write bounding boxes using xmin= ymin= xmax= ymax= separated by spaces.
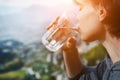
xmin=0 ymin=0 xmax=107 ymax=80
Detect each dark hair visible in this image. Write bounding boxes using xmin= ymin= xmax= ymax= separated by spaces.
xmin=93 ymin=0 xmax=120 ymax=38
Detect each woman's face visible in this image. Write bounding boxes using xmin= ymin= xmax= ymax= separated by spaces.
xmin=75 ymin=0 xmax=104 ymax=42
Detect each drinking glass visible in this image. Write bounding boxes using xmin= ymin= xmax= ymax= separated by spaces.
xmin=41 ymin=12 xmax=79 ymax=52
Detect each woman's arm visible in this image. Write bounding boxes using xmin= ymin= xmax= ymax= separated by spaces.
xmin=62 ymin=37 xmax=83 ymax=78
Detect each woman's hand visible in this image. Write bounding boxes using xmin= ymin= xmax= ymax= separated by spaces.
xmin=62 ymin=37 xmax=77 ymax=53
xmin=61 ymin=37 xmax=83 ymax=78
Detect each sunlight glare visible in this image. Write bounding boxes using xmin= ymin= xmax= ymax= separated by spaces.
xmin=0 ymin=0 xmax=73 ymax=7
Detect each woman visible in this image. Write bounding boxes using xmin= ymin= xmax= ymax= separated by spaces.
xmin=62 ymin=0 xmax=120 ymax=80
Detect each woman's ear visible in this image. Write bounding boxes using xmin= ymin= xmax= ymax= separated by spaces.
xmin=98 ymin=6 xmax=107 ymax=22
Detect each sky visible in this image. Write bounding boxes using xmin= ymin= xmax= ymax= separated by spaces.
xmin=0 ymin=0 xmax=73 ymax=7
xmin=0 ymin=0 xmax=73 ymax=15
xmin=0 ymin=0 xmax=76 ymax=43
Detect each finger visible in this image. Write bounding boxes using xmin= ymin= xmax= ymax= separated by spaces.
xmin=46 ymin=16 xmax=60 ymax=30
xmin=67 ymin=37 xmax=77 ymax=48
xmin=61 ymin=43 xmax=67 ymax=50
xmin=61 ymin=37 xmax=77 ymax=51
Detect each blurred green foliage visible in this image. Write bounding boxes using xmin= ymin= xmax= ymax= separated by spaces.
xmin=0 ymin=52 xmax=24 ymax=73
xmin=0 ymin=70 xmax=26 ymax=80
xmin=0 ymin=42 xmax=108 ymax=80
xmin=81 ymin=43 xmax=107 ymax=66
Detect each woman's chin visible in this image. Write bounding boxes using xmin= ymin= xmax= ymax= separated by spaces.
xmin=81 ymin=36 xmax=95 ymax=42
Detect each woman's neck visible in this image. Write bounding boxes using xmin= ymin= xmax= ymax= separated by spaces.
xmin=101 ymin=32 xmax=120 ymax=64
